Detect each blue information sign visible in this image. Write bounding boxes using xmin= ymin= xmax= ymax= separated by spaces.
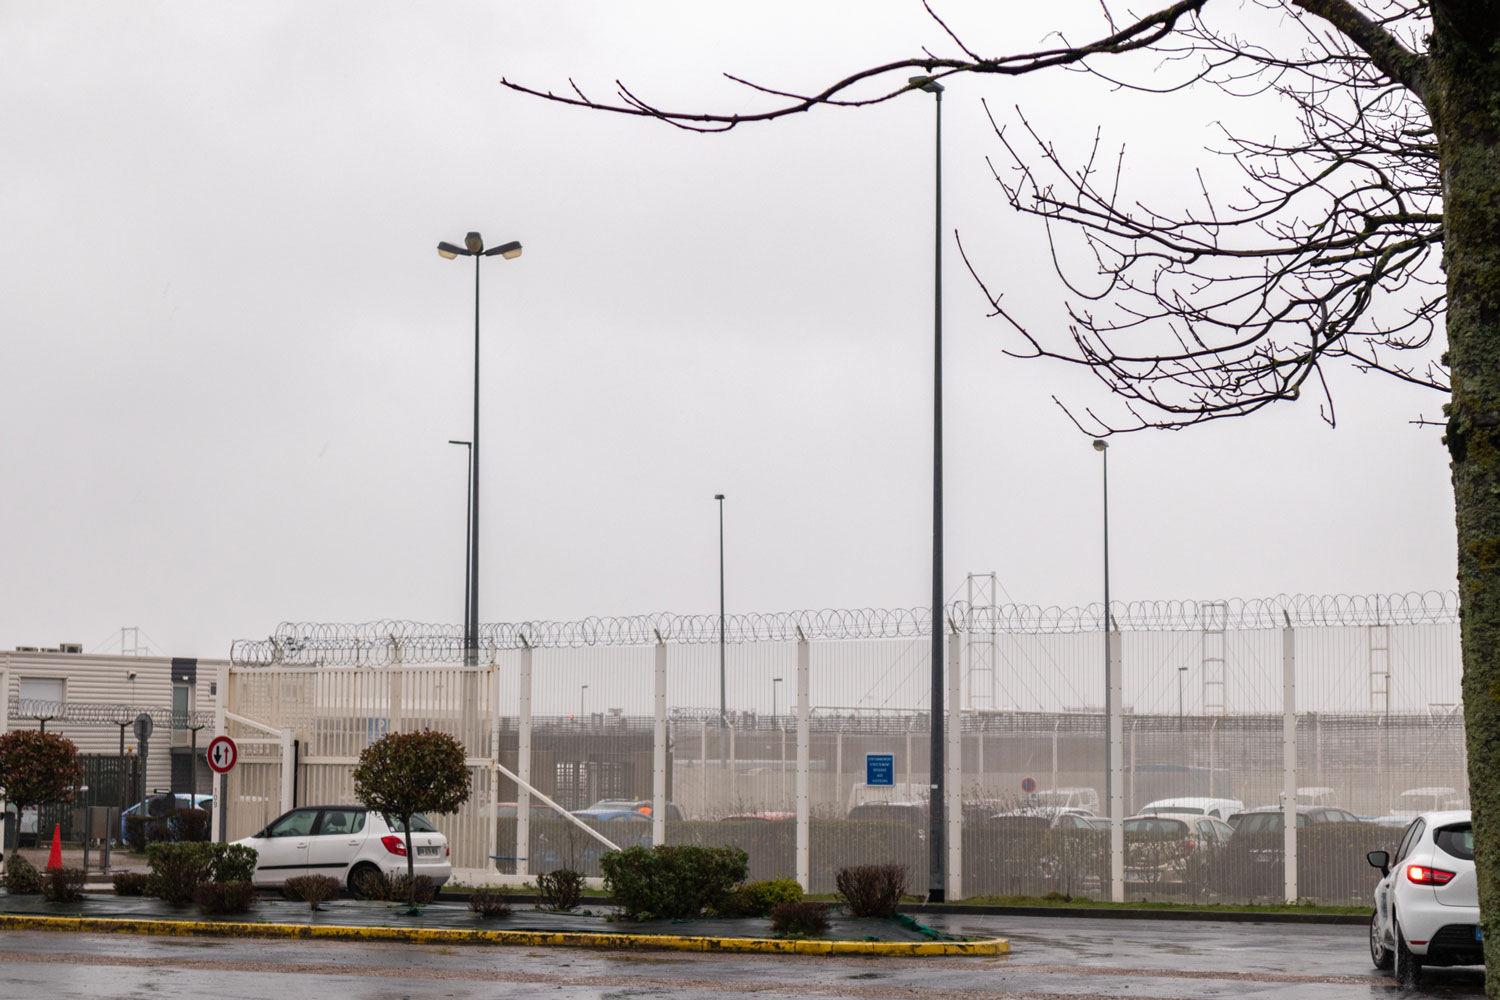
xmin=865 ymin=753 xmax=895 ymax=786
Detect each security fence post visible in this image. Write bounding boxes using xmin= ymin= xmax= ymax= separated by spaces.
xmin=947 ymin=625 xmax=962 ymax=900
xmin=1283 ymin=616 xmax=1298 ymax=902
xmin=796 ymin=628 xmax=810 ymax=892
xmin=517 ymin=640 xmax=533 ymax=878
xmin=652 ymin=632 xmax=667 ymax=847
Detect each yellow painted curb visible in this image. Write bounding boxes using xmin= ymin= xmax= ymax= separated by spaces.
xmin=0 ymin=914 xmax=1007 ymax=956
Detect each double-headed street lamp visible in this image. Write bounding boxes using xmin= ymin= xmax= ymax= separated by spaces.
xmin=437 ymin=231 xmax=522 ymax=666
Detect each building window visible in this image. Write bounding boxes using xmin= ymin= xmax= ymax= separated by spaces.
xmin=172 ymin=685 xmax=190 ymax=744
xmin=18 ymin=677 xmax=64 ymax=707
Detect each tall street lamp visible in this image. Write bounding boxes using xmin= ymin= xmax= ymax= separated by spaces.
xmin=715 ymin=493 xmax=726 ymax=725
xmin=910 ymin=72 xmax=946 ymax=904
xmin=580 ymin=684 xmax=589 ymax=720
xmin=437 ymin=231 xmax=522 ymax=666
xmin=448 ymin=439 xmax=472 ymax=653
xmin=772 ymin=677 xmax=783 ymax=719
xmin=1093 ymin=438 xmax=1115 ymax=877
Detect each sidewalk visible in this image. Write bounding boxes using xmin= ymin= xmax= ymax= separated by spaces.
xmin=6 ymin=846 xmax=149 ymax=884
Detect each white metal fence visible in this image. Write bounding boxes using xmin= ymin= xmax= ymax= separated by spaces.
xmin=220 ymin=593 xmax=1467 ymax=901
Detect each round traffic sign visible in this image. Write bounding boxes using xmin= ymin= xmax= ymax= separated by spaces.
xmin=206 ymin=735 xmax=238 ymax=774
xmin=1021 ymin=777 xmax=1037 ymax=793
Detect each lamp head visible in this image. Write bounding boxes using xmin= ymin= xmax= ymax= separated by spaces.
xmin=1092 ymin=439 xmax=1108 ymax=451
xmin=714 ymin=493 xmax=725 ymax=500
xmin=909 ymin=75 xmax=945 ymax=94
xmin=464 ymin=232 xmax=484 ymax=254
xmin=485 ymin=240 xmax=522 ymax=259
xmin=437 ymin=241 xmax=469 ymax=259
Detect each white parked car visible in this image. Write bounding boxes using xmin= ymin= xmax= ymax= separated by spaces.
xmin=233 ymin=805 xmax=451 ymax=896
xmin=1367 ymin=810 xmax=1481 ymax=985
xmin=1137 ymin=797 xmax=1243 ymax=821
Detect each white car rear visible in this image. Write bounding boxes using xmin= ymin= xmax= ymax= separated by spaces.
xmin=1367 ymin=809 xmax=1480 ymax=985
xmin=233 ymin=805 xmax=451 ymax=896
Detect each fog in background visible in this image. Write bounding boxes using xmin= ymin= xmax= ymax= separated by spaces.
xmin=0 ymin=2 xmax=1454 ymax=659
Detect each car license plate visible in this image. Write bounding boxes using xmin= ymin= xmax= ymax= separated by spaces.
xmin=417 ymin=846 xmax=440 ymax=857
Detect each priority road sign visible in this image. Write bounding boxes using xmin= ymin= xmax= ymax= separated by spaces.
xmin=206 ymin=735 xmax=238 ymax=774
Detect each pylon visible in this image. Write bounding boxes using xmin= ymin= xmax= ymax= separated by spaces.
xmin=46 ymin=823 xmax=62 ymax=869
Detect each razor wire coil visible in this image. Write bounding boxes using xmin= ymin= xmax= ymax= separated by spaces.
xmin=226 ymin=591 xmax=1460 ymax=666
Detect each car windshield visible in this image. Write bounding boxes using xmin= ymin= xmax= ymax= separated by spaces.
xmin=1435 ymin=823 xmax=1474 ymax=861
xmin=385 ymin=813 xmax=437 ymax=833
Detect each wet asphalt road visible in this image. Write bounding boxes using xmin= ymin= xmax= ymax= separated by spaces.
xmin=0 ymin=916 xmax=1486 ymax=999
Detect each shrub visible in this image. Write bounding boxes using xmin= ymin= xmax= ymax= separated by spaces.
xmin=112 ymin=871 xmax=149 ymax=896
xmin=195 ymin=880 xmax=257 ymax=915
xmin=208 ymin=844 xmax=258 ymax=884
xmin=390 ymin=874 xmax=435 ymax=906
xmin=168 ymin=808 xmax=212 ymax=843
xmin=42 ymin=866 xmax=85 ymax=902
xmin=145 ymin=842 xmax=215 ymax=904
xmin=353 ymin=868 xmax=392 ymax=900
xmin=4 ymin=854 xmax=43 ymax=894
xmin=284 ymin=874 xmax=342 ymax=910
xmin=716 ymin=877 xmax=804 ymax=917
xmin=835 ymin=863 xmax=908 ymax=918
xmin=770 ymin=900 xmax=830 ymax=937
xmin=601 ymin=844 xmax=748 ymax=920
xmin=123 ymin=814 xmax=149 ymax=852
xmin=536 ymin=868 xmax=585 ymax=911
xmin=468 ymin=886 xmax=512 ymax=918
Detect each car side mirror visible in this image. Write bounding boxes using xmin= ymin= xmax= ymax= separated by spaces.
xmin=1367 ymin=850 xmax=1390 ymax=876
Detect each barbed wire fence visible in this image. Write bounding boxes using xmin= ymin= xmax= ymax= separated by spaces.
xmin=229 ymin=591 xmax=1461 ymax=666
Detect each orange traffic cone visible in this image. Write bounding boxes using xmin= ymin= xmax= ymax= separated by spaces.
xmin=46 ymin=823 xmax=62 ymax=870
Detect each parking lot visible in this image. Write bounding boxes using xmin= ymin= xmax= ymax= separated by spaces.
xmin=0 ymin=915 xmax=1484 ymax=999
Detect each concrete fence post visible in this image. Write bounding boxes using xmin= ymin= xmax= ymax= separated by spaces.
xmin=517 ymin=642 xmax=533 ymax=877
xmin=1283 ymin=618 xmax=1298 ymax=903
xmin=796 ymin=630 xmax=810 ymax=892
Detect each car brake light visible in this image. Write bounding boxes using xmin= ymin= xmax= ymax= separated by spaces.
xmin=1406 ymin=864 xmax=1455 ymax=886
xmin=445 ymin=844 xmax=450 ymax=857
xmin=381 ymin=835 xmax=407 ymax=856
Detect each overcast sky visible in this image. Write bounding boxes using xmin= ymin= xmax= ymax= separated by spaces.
xmin=0 ymin=1 xmax=1456 ymax=661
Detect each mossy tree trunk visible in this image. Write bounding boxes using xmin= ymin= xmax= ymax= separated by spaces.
xmin=1432 ymin=0 xmax=1500 ymax=989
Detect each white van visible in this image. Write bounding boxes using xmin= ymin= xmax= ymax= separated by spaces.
xmin=1031 ymin=787 xmax=1101 ymax=814
xmin=1296 ymin=786 xmax=1339 ymax=808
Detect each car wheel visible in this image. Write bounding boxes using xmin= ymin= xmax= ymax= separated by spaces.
xmin=1370 ymin=911 xmax=1393 ymax=972
xmin=1395 ymin=921 xmax=1422 ymax=987
xmin=347 ymin=862 xmax=382 ymax=899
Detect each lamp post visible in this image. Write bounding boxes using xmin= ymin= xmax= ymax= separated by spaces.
xmin=910 ymin=72 xmax=946 ymax=904
xmin=1178 ymin=666 xmax=1188 ymax=730
xmin=715 ymin=493 xmax=726 ymax=725
xmin=437 ymin=231 xmax=523 ymax=666
xmin=448 ymin=439 xmax=472 ymax=652
xmin=772 ymin=677 xmax=783 ymax=719
xmin=580 ymin=684 xmax=588 ymax=720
